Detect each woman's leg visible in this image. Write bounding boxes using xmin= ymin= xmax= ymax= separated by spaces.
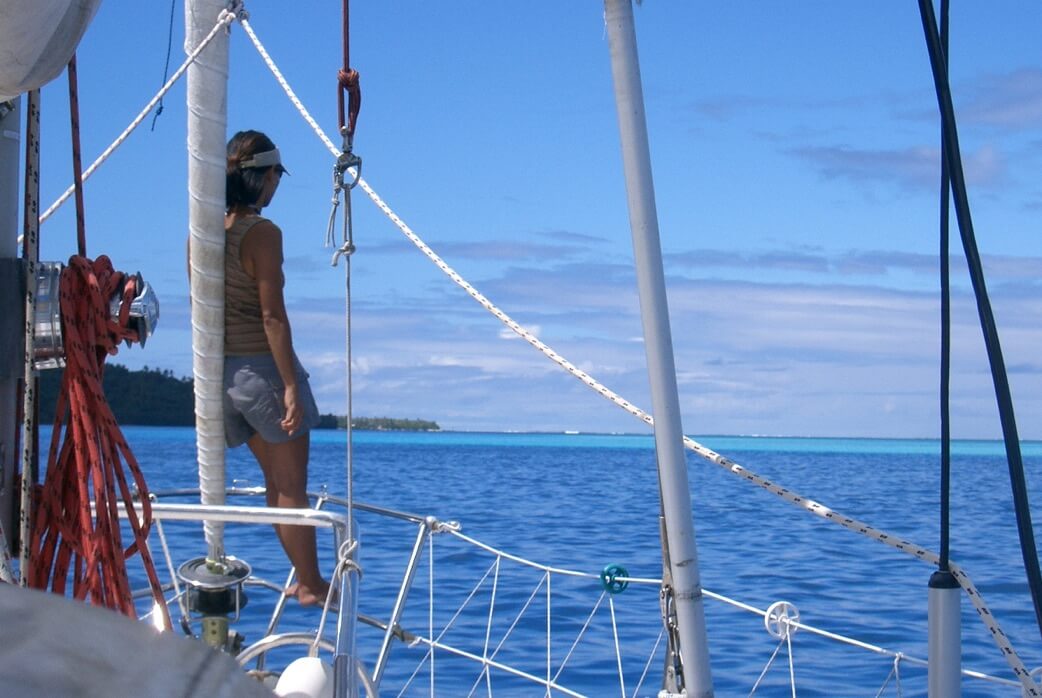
xmin=247 ymin=432 xmax=329 ymax=605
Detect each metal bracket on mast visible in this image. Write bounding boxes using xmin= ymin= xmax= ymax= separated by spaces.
xmin=659 ymin=514 xmax=684 ymax=695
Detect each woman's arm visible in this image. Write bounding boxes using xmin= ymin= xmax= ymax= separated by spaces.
xmin=242 ymin=220 xmax=303 ymax=434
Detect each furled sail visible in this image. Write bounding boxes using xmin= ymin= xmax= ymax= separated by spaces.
xmin=0 ymin=0 xmax=102 ymax=103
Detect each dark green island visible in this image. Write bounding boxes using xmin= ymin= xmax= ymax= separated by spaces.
xmin=37 ymin=364 xmax=439 ymax=431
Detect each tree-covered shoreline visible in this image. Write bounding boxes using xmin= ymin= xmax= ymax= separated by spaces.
xmin=317 ymin=415 xmax=440 ymax=432
xmin=37 ymin=364 xmax=438 ymax=431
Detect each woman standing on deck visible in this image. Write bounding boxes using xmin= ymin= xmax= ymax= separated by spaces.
xmin=222 ymin=130 xmax=329 ymax=605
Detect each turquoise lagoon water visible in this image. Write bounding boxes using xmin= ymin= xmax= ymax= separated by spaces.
xmin=93 ymin=427 xmax=1042 ymax=695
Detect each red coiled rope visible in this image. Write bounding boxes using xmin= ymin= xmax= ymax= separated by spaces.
xmin=26 ymin=54 xmax=169 ymax=628
xmin=28 ymin=257 xmax=169 ymax=627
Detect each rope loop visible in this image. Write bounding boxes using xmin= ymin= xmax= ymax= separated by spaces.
xmin=226 ymin=0 xmax=246 ymax=25
xmin=331 ymin=241 xmax=356 ymax=267
xmin=337 ymin=68 xmax=362 ymax=142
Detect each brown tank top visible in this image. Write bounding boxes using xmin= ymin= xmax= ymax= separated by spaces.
xmin=225 ymin=215 xmax=273 ymax=355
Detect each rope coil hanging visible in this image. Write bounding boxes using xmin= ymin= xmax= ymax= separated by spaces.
xmin=28 ymin=256 xmax=168 ymax=626
xmin=23 ymin=56 xmax=168 ymax=628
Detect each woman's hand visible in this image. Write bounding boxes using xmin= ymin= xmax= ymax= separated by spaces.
xmin=281 ymin=384 xmax=303 ymax=435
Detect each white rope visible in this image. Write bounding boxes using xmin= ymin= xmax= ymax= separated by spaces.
xmin=399 ymin=552 xmax=498 ymax=697
xmin=404 ymin=632 xmax=587 ymax=698
xmin=553 ymin=592 xmax=607 ymax=685
xmin=238 ymin=18 xmax=340 ymax=156
xmin=153 ymin=515 xmax=189 ymax=623
xmin=17 ymin=90 xmax=40 ymax=586
xmin=631 ymin=626 xmax=664 ymax=698
xmin=489 ymin=572 xmax=548 ymax=659
xmin=748 ymin=638 xmax=786 ymax=696
xmin=608 ymin=595 xmax=626 ymax=698
xmin=238 ymin=15 xmax=1040 ymax=696
xmin=476 ymin=557 xmax=500 ymax=698
xmin=443 ymin=527 xmax=1024 ymax=692
xmin=36 ymin=10 xmax=235 ymax=227
xmin=313 ymin=539 xmax=361 ymax=652
xmin=429 ymin=529 xmax=435 ymax=696
xmin=873 ymin=654 xmax=904 ymax=698
xmin=546 ymin=572 xmax=552 ymax=694
xmin=447 ymin=529 xmax=655 ymax=582
xmin=407 ymin=565 xmax=553 ymax=697
xmin=786 ymin=630 xmax=796 ymax=698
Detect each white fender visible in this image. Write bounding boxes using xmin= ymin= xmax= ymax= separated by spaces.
xmin=274 ymin=657 xmax=334 ymax=698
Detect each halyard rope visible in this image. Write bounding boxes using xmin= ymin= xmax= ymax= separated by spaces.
xmin=237 ymin=18 xmax=1039 ymax=688
xmin=16 ymin=88 xmax=42 ymax=585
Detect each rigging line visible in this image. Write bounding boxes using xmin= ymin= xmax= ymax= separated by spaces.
xmin=546 ymin=572 xmax=551 ymax=693
xmin=404 ymin=634 xmax=587 ymax=698
xmin=552 ymin=592 xmax=607 ymax=685
xmin=785 ymin=631 xmax=796 ymax=698
xmin=937 ymin=0 xmax=952 ymax=573
xmin=151 ymin=0 xmax=179 ymax=131
xmin=609 ymin=596 xmax=626 ymax=698
xmin=464 ymin=558 xmax=501 ymax=698
xmin=36 ymin=10 xmax=233 ymax=227
xmin=917 ymin=0 xmax=1042 ymax=641
xmin=67 ymin=55 xmax=87 ymax=257
xmin=429 ymin=532 xmax=435 ymax=695
xmin=748 ymin=638 xmax=785 ymax=696
xmin=631 ymin=627 xmax=664 ymax=698
xmin=336 ymin=0 xmax=360 ymax=141
xmin=345 ymin=250 xmax=355 ymax=544
xmin=17 ymin=88 xmax=42 ymax=587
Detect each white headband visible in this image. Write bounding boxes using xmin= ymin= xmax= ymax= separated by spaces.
xmin=239 ymin=148 xmax=288 ymax=174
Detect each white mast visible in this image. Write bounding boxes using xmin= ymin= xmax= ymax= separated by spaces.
xmin=186 ymin=0 xmax=231 ymax=562
xmin=602 ymin=1 xmax=714 ymax=695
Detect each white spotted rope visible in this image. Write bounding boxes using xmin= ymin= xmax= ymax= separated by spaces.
xmin=34 ymin=10 xmax=236 ymax=229
xmin=238 ymin=13 xmax=1042 ymax=696
xmin=17 ymin=90 xmax=42 ymax=586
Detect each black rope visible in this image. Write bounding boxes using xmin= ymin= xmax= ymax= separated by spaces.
xmin=937 ymin=0 xmax=951 ymax=572
xmin=151 ymin=0 xmax=178 ymax=131
xmin=918 ymin=0 xmax=1042 ymax=640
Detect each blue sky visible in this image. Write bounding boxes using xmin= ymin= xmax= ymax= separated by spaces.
xmin=30 ymin=2 xmax=1042 ymax=438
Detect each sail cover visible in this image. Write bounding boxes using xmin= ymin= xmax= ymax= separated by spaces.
xmin=0 ymin=0 xmax=102 ymax=103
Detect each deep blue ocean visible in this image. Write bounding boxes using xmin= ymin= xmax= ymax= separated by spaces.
xmin=91 ymin=426 xmax=1042 ymax=696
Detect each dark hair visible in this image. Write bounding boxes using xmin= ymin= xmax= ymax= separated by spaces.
xmin=226 ymin=130 xmax=277 ymax=208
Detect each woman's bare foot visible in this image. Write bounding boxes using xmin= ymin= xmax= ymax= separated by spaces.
xmin=287 ymin=579 xmax=332 ymax=607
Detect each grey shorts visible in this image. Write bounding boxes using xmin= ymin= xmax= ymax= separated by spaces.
xmin=224 ymin=353 xmax=321 ymax=448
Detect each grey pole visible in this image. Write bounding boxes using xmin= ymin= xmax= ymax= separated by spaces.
xmin=602 ymin=1 xmax=714 ymax=695
xmin=928 ymin=570 xmax=961 ymax=696
xmin=0 ymin=98 xmax=22 ymax=573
